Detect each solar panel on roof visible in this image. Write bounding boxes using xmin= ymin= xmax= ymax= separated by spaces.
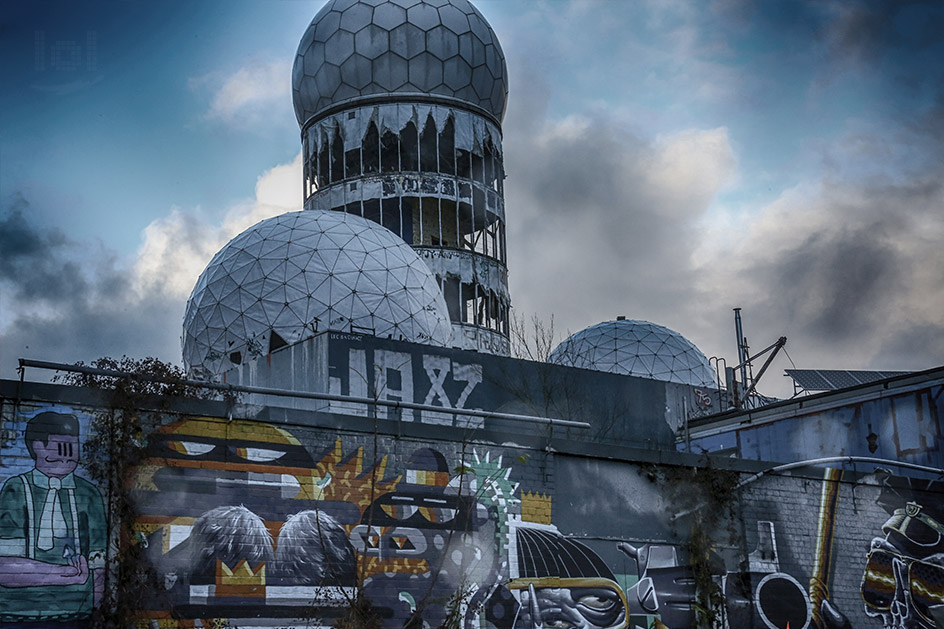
xmin=786 ymin=370 xmax=833 ymax=390
xmin=824 ymin=371 xmax=859 ymax=389
xmin=786 ymin=369 xmax=913 ymax=391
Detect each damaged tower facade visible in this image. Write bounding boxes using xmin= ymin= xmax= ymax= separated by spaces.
xmin=292 ymin=0 xmax=511 ymax=355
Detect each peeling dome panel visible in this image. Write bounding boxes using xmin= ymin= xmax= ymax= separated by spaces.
xmin=293 ymin=0 xmax=508 ymax=127
xmin=548 ymin=320 xmax=716 ymax=388
xmin=183 ymin=210 xmax=452 ymax=379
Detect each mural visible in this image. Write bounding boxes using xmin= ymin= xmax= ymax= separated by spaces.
xmin=1 ymin=405 xmax=942 ymax=628
xmin=0 ymin=410 xmax=106 ymax=624
xmin=859 ymin=473 xmax=944 ymax=629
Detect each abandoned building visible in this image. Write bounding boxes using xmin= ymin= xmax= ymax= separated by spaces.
xmin=1 ymin=1 xmax=941 ymax=628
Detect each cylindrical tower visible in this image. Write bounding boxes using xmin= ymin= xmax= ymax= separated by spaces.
xmin=293 ymin=0 xmax=510 ymax=355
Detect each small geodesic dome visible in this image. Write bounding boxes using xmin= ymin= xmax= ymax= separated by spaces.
xmin=548 ymin=319 xmax=715 ymax=387
xmin=183 ymin=210 xmax=451 ymax=379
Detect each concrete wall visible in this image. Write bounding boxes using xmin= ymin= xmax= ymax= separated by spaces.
xmin=225 ymin=332 xmax=723 ymax=448
xmin=1 ymin=381 xmax=942 ymax=628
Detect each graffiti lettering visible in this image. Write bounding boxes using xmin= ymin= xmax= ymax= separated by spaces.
xmin=330 ymin=348 xmax=482 ymax=426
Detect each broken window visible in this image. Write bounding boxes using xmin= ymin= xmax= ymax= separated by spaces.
xmin=363 ymin=121 xmax=379 ymax=174
xmin=268 ymin=330 xmax=288 ymax=353
xmin=400 ymin=120 xmax=418 ymax=172
xmin=400 ymin=197 xmax=416 ymax=245
xmin=363 ymin=198 xmax=380 ymax=225
xmin=381 ymin=129 xmax=399 ymax=173
xmin=331 ymin=132 xmax=344 ymax=183
xmin=415 ymin=197 xmax=443 ymax=247
xmin=420 ymin=113 xmax=438 ymax=173
xmin=472 ymin=150 xmax=484 ymax=184
xmin=345 ymin=146 xmax=361 ymax=179
xmin=484 ymin=140 xmax=495 ymax=191
xmin=442 ymin=275 xmax=460 ymax=321
xmin=456 ymin=148 xmax=471 ymax=180
xmin=345 ymin=201 xmax=362 ymax=217
xmin=382 ymin=197 xmax=400 ymax=237
xmin=319 ymin=131 xmax=330 ymax=187
xmin=438 ymin=116 xmax=455 ymax=176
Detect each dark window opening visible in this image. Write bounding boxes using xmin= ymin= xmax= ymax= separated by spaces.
xmin=473 ymin=187 xmax=485 ymax=222
xmin=269 ymin=331 xmax=288 ymax=353
xmin=438 ymin=116 xmax=455 ymax=176
xmin=471 ymin=151 xmax=484 ymax=184
xmin=381 ymin=129 xmax=399 ymax=173
xmin=345 ymin=148 xmax=361 ymax=178
xmin=382 ymin=197 xmax=400 ymax=237
xmin=456 ymin=149 xmax=472 ymax=180
xmin=318 ymin=133 xmax=330 ymax=187
xmin=420 ymin=114 xmax=438 ymax=173
xmin=442 ymin=276 xmax=460 ymax=321
xmin=345 ymin=201 xmax=363 ymax=217
xmin=484 ymin=141 xmax=495 ymax=190
xmin=402 ymin=196 xmax=417 ymax=245
xmin=400 ymin=121 xmax=418 ymax=171
xmin=305 ymin=155 xmax=316 ymax=195
xmin=363 ymin=198 xmax=380 ymax=225
xmin=363 ymin=122 xmax=380 ymax=174
xmin=331 ymin=133 xmax=344 ymax=184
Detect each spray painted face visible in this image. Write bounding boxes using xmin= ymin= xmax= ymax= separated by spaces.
xmin=514 ymin=580 xmax=628 ymax=629
xmin=861 ymin=502 xmax=944 ymax=629
xmin=33 ymin=435 xmax=79 ymax=478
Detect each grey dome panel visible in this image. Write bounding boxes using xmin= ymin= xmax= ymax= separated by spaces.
xmin=549 ymin=320 xmax=716 ymax=388
xmin=293 ymin=0 xmax=508 ymax=127
xmin=183 ymin=211 xmax=452 ymax=379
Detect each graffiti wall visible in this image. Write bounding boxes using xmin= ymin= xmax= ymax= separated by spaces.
xmin=0 ymin=405 xmax=106 ymax=623
xmin=1 ymin=397 xmax=943 ymax=628
xmin=226 ymin=332 xmax=687 ymax=447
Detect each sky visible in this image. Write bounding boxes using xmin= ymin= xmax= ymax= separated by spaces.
xmin=2 ymin=0 xmax=943 ymax=399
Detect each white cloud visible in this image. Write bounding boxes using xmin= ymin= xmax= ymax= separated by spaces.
xmin=135 ymin=153 xmax=302 ymax=300
xmin=0 ymin=154 xmax=302 ymax=378
xmin=193 ymin=59 xmax=293 ymax=127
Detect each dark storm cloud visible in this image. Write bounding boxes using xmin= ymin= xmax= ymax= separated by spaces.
xmin=821 ymin=0 xmax=944 ymax=64
xmin=708 ymin=172 xmax=944 ymax=378
xmin=766 ymin=225 xmax=901 ymax=341
xmin=502 ymin=68 xmax=736 ymax=336
xmin=0 ymin=194 xmax=183 ymax=378
xmin=875 ymin=324 xmax=944 ymax=371
xmin=500 ymin=4 xmax=943 ymax=393
xmin=0 ymin=194 xmax=89 ymax=302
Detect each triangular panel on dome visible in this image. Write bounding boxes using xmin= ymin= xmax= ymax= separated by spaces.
xmin=183 ymin=210 xmax=450 ymax=378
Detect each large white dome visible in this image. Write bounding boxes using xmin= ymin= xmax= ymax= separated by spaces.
xmin=292 ymin=0 xmax=508 ymax=128
xmin=548 ymin=319 xmax=716 ymax=388
xmin=183 ymin=210 xmax=451 ymax=379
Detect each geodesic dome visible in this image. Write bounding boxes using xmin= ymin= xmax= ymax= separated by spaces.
xmin=183 ymin=211 xmax=451 ymax=379
xmin=292 ymin=0 xmax=508 ymax=128
xmin=548 ymin=320 xmax=716 ymax=388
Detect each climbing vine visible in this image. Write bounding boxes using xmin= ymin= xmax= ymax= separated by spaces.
xmin=643 ymin=461 xmax=741 ymax=628
xmin=54 ymin=356 xmax=214 ymax=628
